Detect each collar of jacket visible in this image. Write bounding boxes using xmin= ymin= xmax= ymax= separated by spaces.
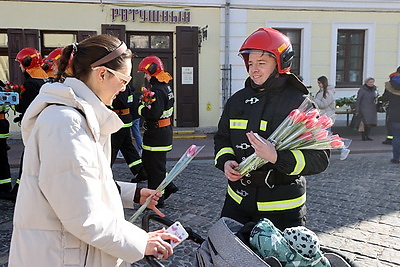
xmin=244 ymin=73 xmax=308 ymax=97
xmin=21 ymin=78 xmax=123 ymax=143
xmin=385 ymin=81 xmax=400 ymax=96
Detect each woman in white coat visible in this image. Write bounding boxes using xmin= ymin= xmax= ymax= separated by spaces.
xmin=9 ymin=34 xmax=179 ymax=267
xmin=313 ymin=76 xmax=350 ymax=160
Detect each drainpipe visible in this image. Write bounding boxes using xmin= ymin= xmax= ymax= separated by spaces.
xmin=222 ymin=0 xmax=231 ymax=106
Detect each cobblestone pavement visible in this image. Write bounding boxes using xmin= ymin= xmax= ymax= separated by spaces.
xmin=1 ymin=152 xmax=399 ymax=267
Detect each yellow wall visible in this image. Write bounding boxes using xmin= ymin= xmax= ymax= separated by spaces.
xmin=1 ymin=1 xmax=221 ymax=131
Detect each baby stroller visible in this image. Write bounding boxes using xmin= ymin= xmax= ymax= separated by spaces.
xmin=141 ymin=214 xmax=358 ymax=267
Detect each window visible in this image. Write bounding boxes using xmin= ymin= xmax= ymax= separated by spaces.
xmin=274 ymin=28 xmax=301 ymax=77
xmin=336 ymin=30 xmax=365 ymax=87
xmin=40 ymin=31 xmax=77 ymax=56
xmin=129 ymin=33 xmax=171 ymax=50
xmin=127 ymin=32 xmax=173 ymax=91
xmin=0 ymin=30 xmax=8 ymax=81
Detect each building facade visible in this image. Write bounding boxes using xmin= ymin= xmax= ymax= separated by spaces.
xmin=1 ymin=0 xmax=400 ymax=133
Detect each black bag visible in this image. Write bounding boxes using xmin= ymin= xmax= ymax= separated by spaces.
xmin=376 ymin=101 xmax=385 ymax=113
xmin=349 ymin=114 xmax=361 ymax=130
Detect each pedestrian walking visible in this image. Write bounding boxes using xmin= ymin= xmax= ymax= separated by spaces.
xmin=214 ymin=27 xmax=330 ymax=230
xmin=8 ymin=34 xmax=179 ymax=267
xmin=136 ymin=56 xmax=178 ymax=207
xmin=355 ymin=77 xmax=378 ymax=141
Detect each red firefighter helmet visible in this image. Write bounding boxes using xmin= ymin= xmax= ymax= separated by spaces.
xmin=138 ymin=56 xmax=164 ymax=76
xmin=16 ymin=47 xmax=42 ymax=69
xmin=42 ymin=48 xmax=63 ymax=73
xmin=239 ymin=27 xmax=294 ymax=74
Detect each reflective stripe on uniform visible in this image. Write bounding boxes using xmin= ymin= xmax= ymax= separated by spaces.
xmin=214 ymin=147 xmax=235 ymax=165
xmin=257 ymin=193 xmax=306 ymax=211
xmin=227 ymin=184 xmax=243 ymax=204
xmin=0 ymin=133 xmax=9 ymax=139
xmin=229 ymin=119 xmax=248 ymax=130
xmin=138 ymin=104 xmax=145 ymax=116
xmin=142 ymin=144 xmax=172 ymax=152
xmin=0 ymin=178 xmax=11 ymax=184
xmin=289 ymin=150 xmax=305 ymax=175
xmin=260 ymin=120 xmax=268 ymax=131
xmin=121 ymin=122 xmax=133 ymax=128
xmin=161 ymin=107 xmax=173 ymax=119
xmin=128 ymin=159 xmax=142 ymax=168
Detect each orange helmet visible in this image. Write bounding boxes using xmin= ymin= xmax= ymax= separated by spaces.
xmin=239 ymin=27 xmax=294 ymax=74
xmin=42 ymin=48 xmax=63 ymax=73
xmin=16 ymin=47 xmax=42 ymax=70
xmin=138 ymin=56 xmax=164 ymax=76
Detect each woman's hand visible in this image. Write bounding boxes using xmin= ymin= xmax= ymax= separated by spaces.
xmin=139 ymin=189 xmax=165 ymax=217
xmin=145 ymin=229 xmax=181 ymax=260
xmin=224 ymin=160 xmax=242 ymax=182
xmin=246 ymin=131 xmax=277 ymax=164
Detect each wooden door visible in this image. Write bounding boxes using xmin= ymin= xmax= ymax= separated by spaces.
xmin=7 ymin=29 xmax=40 ymax=84
xmin=176 ymin=26 xmax=199 ymax=127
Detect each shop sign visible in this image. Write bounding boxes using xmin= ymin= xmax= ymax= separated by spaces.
xmin=112 ymin=8 xmax=191 ymax=24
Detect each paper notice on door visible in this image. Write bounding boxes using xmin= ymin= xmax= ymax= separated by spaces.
xmin=182 ymin=67 xmax=193 ymax=84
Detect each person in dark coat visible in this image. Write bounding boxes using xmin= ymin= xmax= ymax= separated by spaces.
xmin=355 ymin=77 xmax=378 ymax=141
xmin=380 ymin=71 xmax=400 ymax=164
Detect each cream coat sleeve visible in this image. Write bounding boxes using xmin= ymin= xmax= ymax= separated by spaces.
xmin=36 ymin=107 xmax=148 ymax=263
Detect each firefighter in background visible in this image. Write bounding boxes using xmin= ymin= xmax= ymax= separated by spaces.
xmin=214 ymin=28 xmax=330 ymax=230
xmin=14 ymin=47 xmax=49 ymax=121
xmin=42 ymin=47 xmax=63 ymax=80
xmin=0 ymin=80 xmax=14 ymax=200
xmin=137 ymin=56 xmax=178 ymax=207
xmin=110 ymin=84 xmax=148 ymax=182
xmin=12 ymin=47 xmax=49 ymax=196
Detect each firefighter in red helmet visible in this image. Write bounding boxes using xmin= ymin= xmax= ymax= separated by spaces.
xmin=42 ymin=48 xmax=63 ymax=79
xmin=15 ymin=47 xmax=49 ymax=118
xmin=135 ymin=55 xmax=178 ymax=207
xmin=214 ymin=28 xmax=330 ymax=230
xmin=11 ymin=47 xmax=49 ymax=198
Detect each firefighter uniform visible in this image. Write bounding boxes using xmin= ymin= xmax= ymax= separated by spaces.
xmin=110 ymin=85 xmax=147 ymax=180
xmin=0 ymin=105 xmax=12 ymax=195
xmin=139 ymin=77 xmax=175 ymax=194
xmin=214 ymin=74 xmax=330 ymax=230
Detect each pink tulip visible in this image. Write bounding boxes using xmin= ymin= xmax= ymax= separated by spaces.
xmin=314 ymin=129 xmax=329 ymax=140
xmin=330 ymin=140 xmax=344 ymax=149
xmin=298 ymin=132 xmax=313 ymax=140
xmin=289 ymin=109 xmax=300 ymax=119
xmin=305 ymin=109 xmax=319 ymax=120
xmin=187 ymin=144 xmax=197 ymax=157
xmin=293 ymin=112 xmax=307 ymax=123
xmin=305 ymin=118 xmax=318 ymax=129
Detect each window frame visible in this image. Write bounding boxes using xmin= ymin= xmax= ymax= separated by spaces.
xmin=331 ymin=22 xmax=375 ymax=88
xmin=335 ymin=29 xmax=365 ymax=87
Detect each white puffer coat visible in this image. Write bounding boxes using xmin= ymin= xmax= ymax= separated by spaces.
xmin=9 ymin=78 xmax=149 ymax=267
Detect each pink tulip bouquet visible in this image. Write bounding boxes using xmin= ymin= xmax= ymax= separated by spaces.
xmin=235 ymin=98 xmax=349 ymax=176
